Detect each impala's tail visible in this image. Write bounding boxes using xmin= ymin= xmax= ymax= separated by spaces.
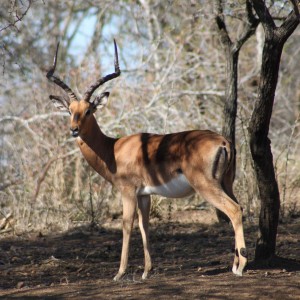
xmin=212 ymin=141 xmax=235 ymax=182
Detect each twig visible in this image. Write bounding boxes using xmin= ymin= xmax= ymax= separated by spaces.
xmin=0 ymin=180 xmax=22 ymax=191
xmin=281 ymin=111 xmax=300 ymax=217
xmin=0 ymin=0 xmax=32 ymax=33
xmin=31 ymin=149 xmax=78 ymax=204
xmin=0 ymin=228 xmax=13 ymax=234
xmin=88 ymin=168 xmax=96 ymax=228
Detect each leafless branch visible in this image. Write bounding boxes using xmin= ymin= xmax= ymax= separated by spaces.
xmin=31 ymin=149 xmax=79 ymax=204
xmin=214 ymin=0 xmax=233 ymax=48
xmin=0 ymin=0 xmax=32 ymax=33
xmin=289 ymin=0 xmax=300 ymax=18
xmin=0 ymin=112 xmax=68 ymax=149
xmin=0 ymin=180 xmax=22 ymax=191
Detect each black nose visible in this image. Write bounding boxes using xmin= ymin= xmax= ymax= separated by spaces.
xmin=70 ymin=127 xmax=79 ymax=137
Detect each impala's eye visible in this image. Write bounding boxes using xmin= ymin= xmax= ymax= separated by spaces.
xmin=85 ymin=109 xmax=91 ymax=116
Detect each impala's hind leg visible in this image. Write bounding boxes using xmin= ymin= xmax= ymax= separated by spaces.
xmin=137 ymin=195 xmax=152 ymax=279
xmin=192 ymin=180 xmax=247 ymax=275
xmin=222 ymin=174 xmax=242 ymax=273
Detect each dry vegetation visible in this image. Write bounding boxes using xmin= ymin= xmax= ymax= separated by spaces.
xmin=0 ymin=0 xmax=299 ymax=239
xmin=0 ymin=1 xmax=300 ymax=298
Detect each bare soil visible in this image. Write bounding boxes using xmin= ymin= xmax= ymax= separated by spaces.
xmin=0 ymin=210 xmax=299 ymax=299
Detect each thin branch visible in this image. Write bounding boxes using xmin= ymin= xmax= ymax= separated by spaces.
xmin=0 ymin=180 xmax=22 ymax=191
xmin=214 ymin=0 xmax=233 ymax=48
xmin=252 ymin=0 xmax=300 ymax=42
xmin=289 ymin=0 xmax=300 ymax=18
xmin=0 ymin=112 xmax=68 ymax=124
xmin=277 ymin=0 xmax=300 ymax=42
xmin=0 ymin=112 xmax=68 ymax=149
xmin=0 ymin=0 xmax=32 ymax=33
xmin=251 ymin=0 xmax=276 ymax=32
xmin=31 ymin=149 xmax=79 ymax=204
xmin=215 ymin=0 xmax=259 ymax=53
xmin=235 ymin=0 xmax=260 ymax=51
xmin=171 ymin=90 xmax=225 ymax=97
xmin=0 ymin=115 xmax=49 ymax=146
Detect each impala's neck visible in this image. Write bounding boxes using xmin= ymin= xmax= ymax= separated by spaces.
xmin=76 ymin=116 xmax=117 ymax=182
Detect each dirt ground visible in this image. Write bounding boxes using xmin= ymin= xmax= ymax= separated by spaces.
xmin=0 ymin=210 xmax=299 ymax=299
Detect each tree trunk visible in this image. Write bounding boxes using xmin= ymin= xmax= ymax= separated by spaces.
xmin=215 ymin=0 xmax=258 ymax=147
xmin=215 ymin=48 xmax=239 ymax=222
xmin=249 ymin=0 xmax=300 ymax=259
xmin=249 ymin=38 xmax=282 ymax=260
xmin=222 ymin=48 xmax=239 ymax=148
xmin=214 ymin=0 xmax=258 ymax=222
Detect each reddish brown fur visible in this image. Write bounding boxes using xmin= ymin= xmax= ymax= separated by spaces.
xmin=66 ymin=103 xmax=247 ymax=280
xmin=47 ymin=42 xmax=246 ymax=281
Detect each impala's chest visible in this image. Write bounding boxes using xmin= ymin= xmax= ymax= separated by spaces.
xmin=137 ymin=173 xmax=194 ymax=198
xmin=76 ymin=137 xmax=114 ymax=181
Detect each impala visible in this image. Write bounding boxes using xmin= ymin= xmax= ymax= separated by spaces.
xmin=46 ymin=40 xmax=247 ymax=281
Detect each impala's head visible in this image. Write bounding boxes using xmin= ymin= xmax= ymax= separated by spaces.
xmin=46 ymin=40 xmax=120 ymax=138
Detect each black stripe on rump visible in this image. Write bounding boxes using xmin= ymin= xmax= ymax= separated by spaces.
xmin=212 ymin=147 xmax=223 ymax=179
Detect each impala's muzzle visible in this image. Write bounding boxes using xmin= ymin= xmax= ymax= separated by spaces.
xmin=70 ymin=127 xmax=79 ymax=137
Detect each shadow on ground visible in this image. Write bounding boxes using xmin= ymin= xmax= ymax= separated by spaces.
xmin=0 ymin=216 xmax=299 ymax=299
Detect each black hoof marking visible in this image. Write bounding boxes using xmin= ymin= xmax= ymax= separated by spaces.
xmin=240 ymin=247 xmax=248 ymax=258
xmin=235 ymin=249 xmax=239 ymax=257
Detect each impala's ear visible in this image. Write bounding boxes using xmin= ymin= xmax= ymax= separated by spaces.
xmin=92 ymin=92 xmax=110 ymax=110
xmin=49 ymin=95 xmax=70 ymax=112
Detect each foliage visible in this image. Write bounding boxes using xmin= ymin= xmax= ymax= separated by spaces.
xmin=0 ymin=0 xmax=299 ymax=233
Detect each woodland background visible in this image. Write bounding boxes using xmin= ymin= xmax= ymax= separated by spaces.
xmin=1 ymin=0 xmax=300 ymax=234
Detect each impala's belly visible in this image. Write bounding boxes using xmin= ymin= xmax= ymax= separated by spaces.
xmin=137 ymin=174 xmax=194 ymax=198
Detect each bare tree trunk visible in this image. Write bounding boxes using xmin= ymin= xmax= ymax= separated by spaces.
xmin=249 ymin=0 xmax=299 ymax=260
xmin=215 ymin=48 xmax=239 ymax=222
xmin=215 ymin=0 xmax=258 ymax=148
xmin=222 ymin=48 xmax=239 ymax=148
xmin=248 ymin=40 xmax=282 ymax=259
xmin=214 ymin=0 xmax=258 ymax=221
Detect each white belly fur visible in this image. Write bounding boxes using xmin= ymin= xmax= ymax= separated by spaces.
xmin=137 ymin=174 xmax=194 ymax=198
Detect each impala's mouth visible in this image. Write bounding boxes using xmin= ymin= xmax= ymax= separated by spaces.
xmin=70 ymin=128 xmax=79 ymax=137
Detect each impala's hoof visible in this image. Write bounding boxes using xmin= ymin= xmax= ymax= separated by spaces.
xmin=232 ymin=267 xmax=243 ymax=276
xmin=142 ymin=271 xmax=149 ymax=280
xmin=113 ymin=272 xmax=125 ymax=281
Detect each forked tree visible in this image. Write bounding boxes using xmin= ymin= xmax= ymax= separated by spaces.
xmin=215 ymin=0 xmax=259 ymax=149
xmin=249 ymin=0 xmax=300 ymax=260
xmin=214 ymin=0 xmax=259 ymax=222
xmin=46 ymin=40 xmax=247 ymax=280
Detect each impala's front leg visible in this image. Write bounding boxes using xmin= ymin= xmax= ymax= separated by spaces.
xmin=113 ymin=191 xmax=137 ymax=281
xmin=137 ymin=195 xmax=152 ymax=279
